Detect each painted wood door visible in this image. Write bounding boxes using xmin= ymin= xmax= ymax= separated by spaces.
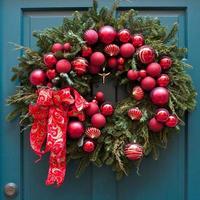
xmin=1 ymin=0 xmax=200 ymax=200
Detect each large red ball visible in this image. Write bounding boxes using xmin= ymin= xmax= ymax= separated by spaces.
xmin=83 ymin=140 xmax=95 ymax=153
xmin=43 ymin=53 xmax=57 ymax=68
xmin=91 ymin=113 xmax=106 ymax=128
xmin=68 ymin=121 xmax=84 ymax=139
xmin=108 ymin=57 xmax=118 ymax=69
xmin=29 ymin=69 xmax=46 ymax=86
xmin=95 ymin=91 xmax=105 ymax=103
xmin=157 ymin=74 xmax=170 ymax=87
xmin=150 ymin=87 xmax=169 ymax=106
xmin=120 ymin=43 xmax=135 ymax=58
xmin=165 ymin=115 xmax=179 ymax=127
xmin=98 ymin=26 xmax=117 ymax=44
xmin=132 ymin=34 xmax=144 ymax=47
xmin=90 ymin=52 xmax=105 ymax=66
xmin=146 ymin=62 xmax=162 ymax=77
xmin=85 ymin=102 xmax=99 ymax=116
xmin=51 ymin=43 xmax=63 ymax=53
xmin=159 ymin=56 xmax=172 ymax=70
xmin=118 ymin=29 xmax=131 ymax=43
xmin=141 ymin=76 xmax=156 ymax=91
xmin=127 ymin=69 xmax=139 ymax=81
xmin=148 ymin=117 xmax=163 ymax=132
xmin=155 ymin=108 xmax=169 ymax=122
xmin=56 ymin=59 xmax=71 ymax=73
xmin=88 ymin=65 xmax=101 ymax=74
xmin=84 ymin=29 xmax=98 ymax=45
xmin=100 ymin=103 xmax=114 ymax=116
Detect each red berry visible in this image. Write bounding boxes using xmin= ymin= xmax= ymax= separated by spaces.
xmin=29 ymin=69 xmax=46 ymax=86
xmin=127 ymin=70 xmax=139 ymax=81
xmin=155 ymin=108 xmax=169 ymax=122
xmin=132 ymin=34 xmax=144 ymax=47
xmin=63 ymin=43 xmax=72 ymax=51
xmin=120 ymin=43 xmax=135 ymax=58
xmin=108 ymin=57 xmax=118 ymax=69
xmin=100 ymin=103 xmax=114 ymax=116
xmin=85 ymin=102 xmax=99 ymax=116
xmin=165 ymin=115 xmax=179 ymax=127
xmin=90 ymin=52 xmax=105 ymax=66
xmin=56 ymin=59 xmax=71 ymax=73
xmin=159 ymin=56 xmax=172 ymax=70
xmin=51 ymin=43 xmax=63 ymax=53
xmin=132 ymin=86 xmax=144 ymax=100
xmin=83 ymin=140 xmax=95 ymax=153
xmin=148 ymin=118 xmax=163 ymax=132
xmin=139 ymin=69 xmax=147 ymax=78
xmin=141 ymin=76 xmax=156 ymax=91
xmin=43 ymin=53 xmax=57 ymax=68
xmin=117 ymin=57 xmax=125 ymax=65
xmin=84 ymin=29 xmax=98 ymax=45
xmin=146 ymin=62 xmax=162 ymax=77
xmin=91 ymin=113 xmax=106 ymax=128
xmin=46 ymin=69 xmax=57 ymax=80
xmin=118 ymin=29 xmax=131 ymax=43
xmin=95 ymin=91 xmax=105 ymax=103
xmin=157 ymin=74 xmax=170 ymax=87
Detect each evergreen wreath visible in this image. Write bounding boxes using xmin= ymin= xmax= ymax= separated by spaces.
xmin=7 ymin=1 xmax=196 ymax=186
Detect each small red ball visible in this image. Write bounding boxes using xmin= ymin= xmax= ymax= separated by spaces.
xmin=165 ymin=115 xmax=179 ymax=127
xmin=117 ymin=57 xmax=125 ymax=65
xmin=141 ymin=76 xmax=156 ymax=91
xmin=85 ymin=102 xmax=99 ymax=116
xmin=118 ymin=29 xmax=131 ymax=43
xmin=157 ymin=74 xmax=170 ymax=87
xmin=95 ymin=91 xmax=105 ymax=103
xmin=51 ymin=43 xmax=63 ymax=53
xmin=56 ymin=59 xmax=71 ymax=73
xmin=132 ymin=34 xmax=144 ymax=47
xmin=108 ymin=57 xmax=118 ymax=69
xmin=148 ymin=117 xmax=163 ymax=132
xmin=100 ymin=103 xmax=114 ymax=116
xmin=91 ymin=113 xmax=106 ymax=128
xmin=46 ymin=69 xmax=57 ymax=80
xmin=155 ymin=108 xmax=169 ymax=122
xmin=83 ymin=140 xmax=95 ymax=153
xmin=120 ymin=43 xmax=135 ymax=58
xmin=139 ymin=69 xmax=147 ymax=78
xmin=84 ymin=29 xmax=98 ymax=45
xmin=81 ymin=46 xmax=92 ymax=57
xmin=124 ymin=143 xmax=143 ymax=160
xmin=90 ymin=52 xmax=105 ymax=66
xmin=159 ymin=56 xmax=172 ymax=70
xmin=150 ymin=87 xmax=169 ymax=106
xmin=29 ymin=69 xmax=46 ymax=86
xmin=146 ymin=62 xmax=162 ymax=77
xmin=127 ymin=69 xmax=139 ymax=81
xmin=68 ymin=121 xmax=84 ymax=139
xmin=88 ymin=65 xmax=101 ymax=74
xmin=98 ymin=26 xmax=117 ymax=44
xmin=137 ymin=45 xmax=155 ymax=64
xmin=63 ymin=43 xmax=72 ymax=52
xmin=43 ymin=53 xmax=57 ymax=68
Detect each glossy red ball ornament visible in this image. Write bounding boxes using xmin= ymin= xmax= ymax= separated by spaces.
xmin=104 ymin=44 xmax=120 ymax=56
xmin=71 ymin=57 xmax=88 ymax=75
xmin=108 ymin=57 xmax=118 ymax=69
xmin=165 ymin=115 xmax=179 ymax=127
xmin=90 ymin=52 xmax=105 ymax=66
xmin=85 ymin=102 xmax=99 ymax=116
xmin=132 ymin=34 xmax=144 ymax=47
xmin=141 ymin=76 xmax=156 ymax=91
xmin=85 ymin=127 xmax=101 ymax=139
xmin=137 ymin=45 xmax=156 ymax=64
xmin=43 ymin=53 xmax=57 ymax=68
xmin=56 ymin=59 xmax=71 ymax=73
xmin=118 ymin=29 xmax=131 ymax=43
xmin=146 ymin=62 xmax=162 ymax=77
xmin=157 ymin=74 xmax=170 ymax=87
xmin=95 ymin=91 xmax=105 ymax=103
xmin=88 ymin=65 xmax=101 ymax=74
xmin=127 ymin=69 xmax=139 ymax=81
xmin=124 ymin=143 xmax=143 ymax=160
xmin=155 ymin=108 xmax=169 ymax=123
xmin=128 ymin=107 xmax=142 ymax=120
xmin=81 ymin=46 xmax=92 ymax=57
xmin=148 ymin=117 xmax=163 ymax=132
xmin=63 ymin=43 xmax=72 ymax=52
xmin=150 ymin=87 xmax=169 ymax=106
xmin=68 ymin=121 xmax=84 ymax=139
xmin=98 ymin=26 xmax=117 ymax=44
xmin=100 ymin=103 xmax=114 ymax=116
xmin=51 ymin=43 xmax=63 ymax=53
xmin=84 ymin=29 xmax=98 ymax=45
xmin=91 ymin=113 xmax=106 ymax=128
xmin=117 ymin=57 xmax=125 ymax=65
xmin=83 ymin=140 xmax=95 ymax=153
xmin=46 ymin=69 xmax=57 ymax=80
xmin=29 ymin=69 xmax=46 ymax=86
xmin=132 ymin=86 xmax=144 ymax=100
xmin=139 ymin=69 xmax=147 ymax=78
xmin=159 ymin=56 xmax=172 ymax=70
xmin=120 ymin=43 xmax=135 ymax=58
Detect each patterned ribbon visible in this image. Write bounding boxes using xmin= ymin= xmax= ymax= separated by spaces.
xmin=29 ymin=87 xmax=88 ymax=186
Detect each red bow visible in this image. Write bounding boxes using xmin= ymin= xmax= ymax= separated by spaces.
xmin=29 ymin=87 xmax=88 ymax=186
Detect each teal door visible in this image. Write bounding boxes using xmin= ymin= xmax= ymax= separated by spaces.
xmin=1 ymin=0 xmax=200 ymax=200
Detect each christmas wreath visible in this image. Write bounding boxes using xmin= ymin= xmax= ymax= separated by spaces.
xmin=7 ymin=1 xmax=196 ymax=186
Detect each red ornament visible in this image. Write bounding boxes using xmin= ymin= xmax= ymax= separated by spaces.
xmin=165 ymin=115 xmax=179 ymax=127
xmin=132 ymin=86 xmax=144 ymax=100
xmin=85 ymin=127 xmax=101 ymax=139
xmin=139 ymin=69 xmax=147 ymax=78
xmin=85 ymin=102 xmax=99 ymax=116
xmin=118 ymin=29 xmax=131 ymax=43
xmin=104 ymin=44 xmax=120 ymax=56
xmin=63 ymin=43 xmax=71 ymax=52
xmin=71 ymin=57 xmax=88 ymax=75
xmin=155 ymin=108 xmax=169 ymax=122
xmin=95 ymin=91 xmax=105 ymax=103
xmin=46 ymin=82 xmax=53 ymax=88
xmin=132 ymin=34 xmax=144 ymax=47
xmin=127 ymin=70 xmax=139 ymax=81
xmin=118 ymin=65 xmax=125 ymax=71
xmin=141 ymin=76 xmax=156 ymax=91
xmin=68 ymin=121 xmax=84 ymax=139
xmin=43 ymin=53 xmax=57 ymax=68
xmin=84 ymin=29 xmax=98 ymax=45
xmin=29 ymin=69 xmax=46 ymax=86
xmin=91 ymin=113 xmax=106 ymax=128
xmin=157 ymin=74 xmax=170 ymax=87
xmin=51 ymin=43 xmax=63 ymax=53
xmin=146 ymin=62 xmax=162 ymax=77
xmin=88 ymin=65 xmax=101 ymax=74
xmin=46 ymin=69 xmax=57 ymax=80
xmin=90 ymin=52 xmax=105 ymax=66
xmin=159 ymin=56 xmax=172 ymax=70
xmin=148 ymin=117 xmax=163 ymax=132
xmin=120 ymin=43 xmax=135 ymax=58
xmin=108 ymin=57 xmax=118 ymax=69
xmin=56 ymin=59 xmax=71 ymax=73
xmin=124 ymin=143 xmax=143 ymax=160
xmin=150 ymin=87 xmax=169 ymax=106
xmin=81 ymin=46 xmax=92 ymax=57
xmin=100 ymin=103 xmax=114 ymax=116
xmin=137 ymin=45 xmax=155 ymax=64
xmin=128 ymin=107 xmax=142 ymax=120
xmin=117 ymin=57 xmax=125 ymax=65
xmin=98 ymin=26 xmax=117 ymax=44
xmin=83 ymin=140 xmax=95 ymax=153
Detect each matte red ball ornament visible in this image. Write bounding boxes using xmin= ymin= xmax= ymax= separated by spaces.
xmin=51 ymin=43 xmax=63 ymax=53
xmin=100 ymin=103 xmax=114 ymax=116
xmin=81 ymin=46 xmax=92 ymax=57
xmin=132 ymin=34 xmax=144 ymax=47
xmin=150 ymin=87 xmax=169 ymax=106
xmin=68 ymin=121 xmax=84 ymax=139
xmin=88 ymin=65 xmax=101 ymax=74
xmin=104 ymin=44 xmax=120 ymax=56
xmin=146 ymin=62 xmax=162 ymax=77
xmin=95 ymin=91 xmax=105 ymax=103
xmin=46 ymin=69 xmax=57 ymax=80
xmin=63 ymin=43 xmax=71 ymax=52
xmin=155 ymin=108 xmax=169 ymax=123
xmin=71 ymin=57 xmax=88 ymax=75
xmin=139 ymin=69 xmax=147 ymax=78
xmin=148 ymin=117 xmax=163 ymax=132
xmin=29 ymin=69 xmax=46 ymax=86
xmin=85 ymin=127 xmax=101 ymax=139
xmin=157 ymin=74 xmax=170 ymax=87
xmin=85 ymin=102 xmax=99 ymax=116
xmin=165 ymin=115 xmax=179 ymax=127
xmin=98 ymin=25 xmax=117 ymax=44
xmin=118 ymin=29 xmax=131 ymax=43
xmin=90 ymin=52 xmax=105 ymax=66
xmin=141 ymin=76 xmax=156 ymax=91
xmin=108 ymin=57 xmax=118 ymax=69
xmin=84 ymin=29 xmax=98 ymax=45
xmin=127 ymin=70 xmax=139 ymax=81
xmin=137 ymin=45 xmax=156 ymax=64
xmin=120 ymin=43 xmax=135 ymax=58
xmin=83 ymin=140 xmax=95 ymax=153
xmin=56 ymin=59 xmax=71 ymax=73
xmin=91 ymin=113 xmax=106 ymax=128
xmin=132 ymin=86 xmax=144 ymax=100
xmin=43 ymin=53 xmax=57 ymax=68
xmin=128 ymin=107 xmax=142 ymax=120
xmin=124 ymin=143 xmax=143 ymax=160
xmin=159 ymin=56 xmax=172 ymax=70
